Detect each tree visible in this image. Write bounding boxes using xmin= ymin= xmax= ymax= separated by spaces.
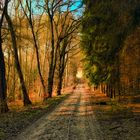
xmin=42 ymin=0 xmax=82 ymax=98
xmin=5 ymin=0 xmax=32 ymax=106
xmin=0 ymin=0 xmax=9 ymax=113
xmin=56 ymin=33 xmax=80 ymax=95
xmin=81 ymin=0 xmax=140 ymax=98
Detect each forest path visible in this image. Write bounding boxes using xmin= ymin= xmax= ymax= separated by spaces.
xmin=15 ymin=84 xmax=103 ymax=140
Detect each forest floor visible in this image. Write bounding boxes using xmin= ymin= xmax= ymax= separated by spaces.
xmin=0 ymin=84 xmax=140 ymax=140
xmin=0 ymin=91 xmax=71 ymax=140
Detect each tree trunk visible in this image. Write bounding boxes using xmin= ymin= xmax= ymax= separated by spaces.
xmin=47 ymin=61 xmax=57 ymax=98
xmin=47 ymin=75 xmax=53 ymax=98
xmin=5 ymin=8 xmax=31 ymax=106
xmin=57 ymin=72 xmax=63 ymax=96
xmin=47 ymin=53 xmax=57 ymax=98
xmin=0 ymin=41 xmax=9 ymax=113
xmin=0 ymin=1 xmax=9 ymax=113
xmin=107 ymin=84 xmax=111 ymax=97
xmin=47 ymin=17 xmax=55 ymax=98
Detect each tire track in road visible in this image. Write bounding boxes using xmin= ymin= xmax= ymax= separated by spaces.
xmin=67 ymin=89 xmax=87 ymax=140
xmin=85 ymin=92 xmax=104 ymax=140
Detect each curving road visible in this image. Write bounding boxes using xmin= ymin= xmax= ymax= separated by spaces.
xmin=15 ymin=84 xmax=103 ymax=140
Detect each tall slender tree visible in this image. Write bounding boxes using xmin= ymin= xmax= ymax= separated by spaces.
xmin=0 ymin=0 xmax=9 ymax=113
xmin=5 ymin=0 xmax=32 ymax=106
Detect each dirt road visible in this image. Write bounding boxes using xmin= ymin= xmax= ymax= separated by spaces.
xmin=15 ymin=84 xmax=103 ymax=140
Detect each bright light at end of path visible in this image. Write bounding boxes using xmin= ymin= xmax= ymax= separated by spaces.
xmin=76 ymin=70 xmax=83 ymax=78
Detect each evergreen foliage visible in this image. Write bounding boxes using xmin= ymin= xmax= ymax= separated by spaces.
xmin=81 ymin=0 xmax=140 ymax=88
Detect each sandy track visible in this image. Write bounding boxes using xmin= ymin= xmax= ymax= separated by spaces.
xmin=15 ymin=85 xmax=103 ymax=140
